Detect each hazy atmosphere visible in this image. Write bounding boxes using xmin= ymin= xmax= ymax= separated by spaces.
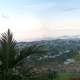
xmin=0 ymin=0 xmax=80 ymax=41
xmin=1 ymin=1 xmax=80 ymax=80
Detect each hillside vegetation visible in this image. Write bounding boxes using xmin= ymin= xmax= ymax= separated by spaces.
xmin=0 ymin=29 xmax=80 ymax=80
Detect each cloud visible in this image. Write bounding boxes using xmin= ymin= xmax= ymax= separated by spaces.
xmin=1 ymin=14 xmax=10 ymax=19
xmin=63 ymin=8 xmax=80 ymax=11
xmin=24 ymin=2 xmax=56 ymax=10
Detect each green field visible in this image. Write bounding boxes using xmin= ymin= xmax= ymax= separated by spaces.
xmin=54 ymin=72 xmax=80 ymax=80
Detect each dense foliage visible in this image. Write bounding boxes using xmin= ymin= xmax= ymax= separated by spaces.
xmin=0 ymin=29 xmax=49 ymax=80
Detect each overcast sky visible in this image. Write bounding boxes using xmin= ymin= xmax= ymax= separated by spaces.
xmin=0 ymin=0 xmax=80 ymax=41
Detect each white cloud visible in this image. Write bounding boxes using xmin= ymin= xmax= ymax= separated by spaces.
xmin=1 ymin=7 xmax=80 ymax=41
xmin=1 ymin=13 xmax=10 ymax=19
xmin=0 ymin=14 xmax=44 ymax=41
xmin=24 ymin=2 xmax=56 ymax=10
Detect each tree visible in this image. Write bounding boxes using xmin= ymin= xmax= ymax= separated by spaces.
xmin=0 ymin=29 xmax=18 ymax=80
xmin=0 ymin=29 xmax=48 ymax=80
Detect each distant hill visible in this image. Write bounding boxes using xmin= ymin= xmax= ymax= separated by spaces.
xmin=16 ymin=37 xmax=80 ymax=65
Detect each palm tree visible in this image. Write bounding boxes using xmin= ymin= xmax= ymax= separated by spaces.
xmin=0 ymin=29 xmax=48 ymax=80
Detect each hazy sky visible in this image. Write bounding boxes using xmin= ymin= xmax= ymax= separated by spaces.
xmin=0 ymin=0 xmax=80 ymax=41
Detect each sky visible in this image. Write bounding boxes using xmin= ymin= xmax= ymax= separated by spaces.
xmin=0 ymin=0 xmax=80 ymax=41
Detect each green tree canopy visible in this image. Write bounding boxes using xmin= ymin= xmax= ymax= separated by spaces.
xmin=0 ymin=29 xmax=48 ymax=80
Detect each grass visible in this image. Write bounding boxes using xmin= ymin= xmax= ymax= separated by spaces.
xmin=54 ymin=72 xmax=76 ymax=80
